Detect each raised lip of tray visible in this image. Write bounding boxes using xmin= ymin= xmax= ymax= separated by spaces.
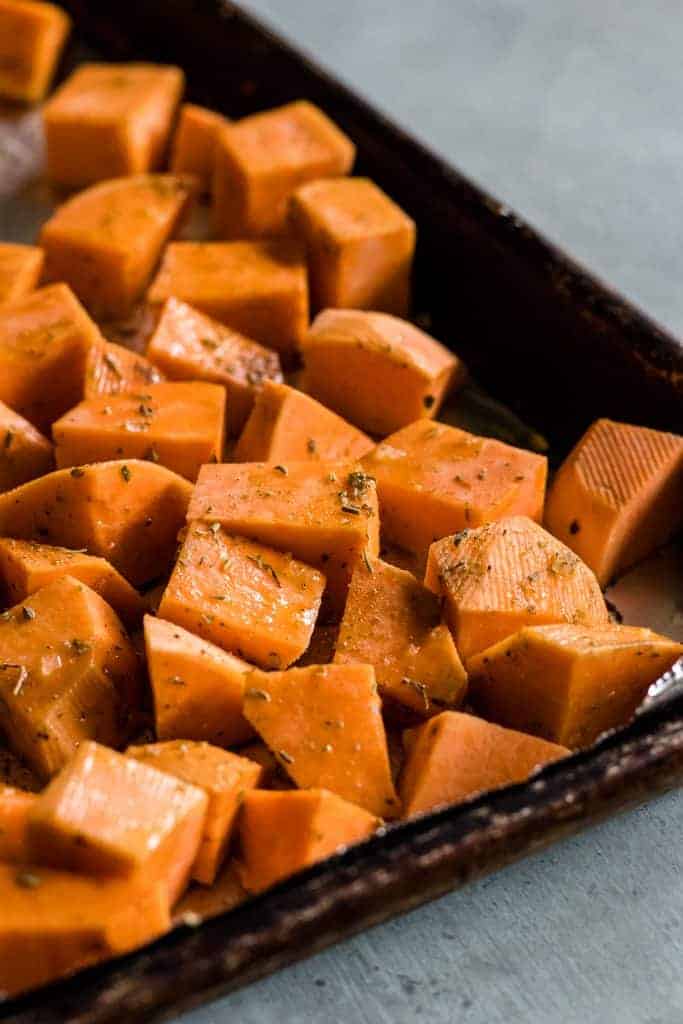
xmin=1 ymin=2 xmax=682 ymax=1020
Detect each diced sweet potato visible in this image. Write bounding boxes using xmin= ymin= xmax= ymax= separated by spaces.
xmin=400 ymin=711 xmax=569 ymax=817
xmin=238 ymin=789 xmax=378 ymax=894
xmin=43 ymin=63 xmax=184 ymax=187
xmin=468 ymin=624 xmax=683 ymax=748
xmin=0 ymin=459 xmax=193 ymax=586
xmin=127 ymin=740 xmax=262 ymax=885
xmin=174 ymin=861 xmax=246 ymax=924
xmin=0 ymin=577 xmax=140 ymax=779
xmin=334 ymin=557 xmax=467 ymax=716
xmin=289 ymin=177 xmax=416 ymax=315
xmin=243 ymin=663 xmax=400 ymax=817
xmin=0 ymin=0 xmax=70 ymax=103
xmin=0 ymin=283 xmax=103 ymax=434
xmin=188 ymin=462 xmax=379 ymax=614
xmin=302 ymin=310 xmax=465 ymax=435
xmin=425 ymin=516 xmax=609 ymax=662
xmin=234 ymin=380 xmax=374 ymax=463
xmin=170 ymin=102 xmax=230 ymax=192
xmin=364 ymin=420 xmax=547 ymax=556
xmin=0 ymin=243 xmax=44 ymax=306
xmin=40 ymin=174 xmax=196 ymax=318
xmin=0 ymin=785 xmax=37 ymax=862
xmin=53 ymin=381 xmax=226 ymax=482
xmin=212 ymin=100 xmax=355 ymax=238
xmin=145 ymin=298 xmax=282 ymax=436
xmin=0 ymin=400 xmax=53 ymax=493
xmin=0 ymin=538 xmax=145 ymax=626
xmin=545 ymin=418 xmax=683 ymax=586
xmin=236 ymin=740 xmax=292 ymax=790
xmin=84 ymin=338 xmax=164 ymax=399
xmin=158 ymin=523 xmax=325 ymax=670
xmin=147 ymin=240 xmax=309 ymax=359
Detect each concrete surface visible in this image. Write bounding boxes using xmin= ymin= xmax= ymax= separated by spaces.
xmin=181 ymin=3 xmax=683 ymax=1022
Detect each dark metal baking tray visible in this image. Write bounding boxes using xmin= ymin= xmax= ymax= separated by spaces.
xmin=0 ymin=2 xmax=681 ymax=1020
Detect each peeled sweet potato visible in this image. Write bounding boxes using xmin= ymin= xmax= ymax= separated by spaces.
xmin=0 ymin=0 xmax=70 ymax=103
xmin=170 ymin=102 xmax=230 ymax=192
xmin=0 ymin=784 xmax=37 ymax=862
xmin=174 ymin=861 xmax=247 ymax=924
xmin=0 ymin=400 xmax=53 ymax=493
xmin=0 ymin=243 xmax=44 ymax=306
xmin=84 ymin=338 xmax=164 ymax=399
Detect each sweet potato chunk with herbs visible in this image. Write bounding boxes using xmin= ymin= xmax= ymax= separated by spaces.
xmin=0 ymin=577 xmax=140 ymax=779
xmin=243 ymin=663 xmax=399 ymax=817
xmin=0 ymin=401 xmax=53 ymax=493
xmin=213 ymin=100 xmax=355 ymax=238
xmin=302 ymin=310 xmax=464 ymax=435
xmin=290 ymin=177 xmax=415 ymax=315
xmin=0 ymin=283 xmax=102 ymax=434
xmin=158 ymin=523 xmax=325 ymax=670
xmin=334 ymin=557 xmax=467 ymax=716
xmin=400 ymin=711 xmax=569 ymax=817
xmin=188 ymin=461 xmax=379 ymax=614
xmin=545 ymin=419 xmax=683 ymax=586
xmin=0 ymin=538 xmax=144 ymax=626
xmin=170 ymin=102 xmax=230 ymax=192
xmin=0 ymin=0 xmax=70 ymax=103
xmin=0 ymin=459 xmax=192 ymax=586
xmin=127 ymin=740 xmax=262 ymax=885
xmin=468 ymin=624 xmax=683 ymax=749
xmin=364 ymin=421 xmax=547 ymax=556
xmin=43 ymin=63 xmax=184 ymax=187
xmin=147 ymin=240 xmax=308 ymax=359
xmin=425 ymin=517 xmax=608 ymax=662
xmin=84 ymin=339 xmax=164 ymax=399
xmin=145 ymin=298 xmax=282 ymax=436
xmin=174 ymin=861 xmax=247 ymax=924
xmin=0 ymin=243 xmax=44 ymax=306
xmin=238 ymin=789 xmax=378 ymax=894
xmin=234 ymin=380 xmax=374 ymax=463
xmin=0 ymin=785 xmax=37 ymax=862
xmin=40 ymin=174 xmax=196 ymax=318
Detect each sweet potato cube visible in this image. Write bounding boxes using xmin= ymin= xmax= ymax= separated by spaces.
xmin=468 ymin=624 xmax=683 ymax=749
xmin=234 ymin=380 xmax=374 ymax=463
xmin=0 ymin=459 xmax=193 ymax=586
xmin=127 ymin=740 xmax=262 ymax=885
xmin=174 ymin=861 xmax=247 ymax=924
xmin=364 ymin=420 xmax=547 ymax=555
xmin=158 ymin=523 xmax=325 ymax=670
xmin=0 ymin=577 xmax=140 ymax=779
xmin=145 ymin=298 xmax=282 ymax=436
xmin=147 ymin=240 xmax=308 ymax=359
xmin=0 ymin=785 xmax=37 ymax=862
xmin=170 ymin=102 xmax=230 ymax=192
xmin=40 ymin=174 xmax=196 ymax=318
xmin=0 ymin=400 xmax=53 ymax=493
xmin=290 ymin=177 xmax=415 ymax=315
xmin=243 ymin=663 xmax=399 ymax=817
xmin=238 ymin=789 xmax=378 ymax=894
xmin=212 ymin=100 xmax=355 ymax=238
xmin=0 ymin=283 xmax=102 ymax=433
xmin=425 ymin=516 xmax=609 ymax=662
xmin=84 ymin=338 xmax=164 ymax=399
xmin=545 ymin=418 xmax=683 ymax=586
xmin=302 ymin=310 xmax=464 ymax=435
xmin=334 ymin=557 xmax=467 ymax=716
xmin=188 ymin=461 xmax=380 ymax=613
xmin=0 ymin=0 xmax=70 ymax=103
xmin=0 ymin=243 xmax=44 ymax=306
xmin=43 ymin=63 xmax=184 ymax=187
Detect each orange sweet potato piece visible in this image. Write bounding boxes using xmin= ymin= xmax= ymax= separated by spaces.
xmin=174 ymin=861 xmax=246 ymax=924
xmin=147 ymin=240 xmax=309 ymax=359
xmin=364 ymin=420 xmax=547 ymax=556
xmin=289 ymin=177 xmax=415 ymax=315
xmin=425 ymin=516 xmax=609 ymax=662
xmin=145 ymin=298 xmax=282 ymax=436
xmin=0 ymin=459 xmax=193 ymax=586
xmin=400 ymin=711 xmax=569 ymax=817
xmin=43 ymin=63 xmax=184 ymax=187
xmin=0 ymin=243 xmax=44 ymax=306
xmin=0 ymin=283 xmax=103 ymax=433
xmin=238 ymin=788 xmax=378 ymax=894
xmin=212 ymin=100 xmax=355 ymax=239
xmin=234 ymin=380 xmax=374 ymax=463
xmin=468 ymin=624 xmax=683 ymax=749
xmin=334 ymin=557 xmax=467 ymax=716
xmin=235 ymin=740 xmax=292 ymax=791
xmin=188 ymin=461 xmax=379 ymax=615
xmin=0 ymin=784 xmax=37 ymax=862
xmin=544 ymin=418 xmax=683 ymax=586
xmin=127 ymin=740 xmax=262 ymax=885
xmin=84 ymin=338 xmax=164 ymax=399
xmin=0 ymin=538 xmax=145 ymax=626
xmin=243 ymin=663 xmax=400 ymax=817
xmin=0 ymin=400 xmax=53 ymax=493
xmin=0 ymin=0 xmax=70 ymax=103
xmin=170 ymin=102 xmax=230 ymax=192
xmin=0 ymin=577 xmax=140 ymax=779
xmin=302 ymin=310 xmax=465 ymax=435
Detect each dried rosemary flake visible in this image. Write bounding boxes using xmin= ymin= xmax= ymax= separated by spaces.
xmin=209 ymin=522 xmax=221 ymax=534
xmin=247 ymin=554 xmax=281 ymax=587
xmin=306 ymin=438 xmax=317 ymax=454
xmin=362 ymin=549 xmax=373 ymax=573
xmin=15 ymin=871 xmax=41 ymax=889
xmin=21 ymin=606 xmax=35 ymax=621
xmin=68 ymin=639 xmax=91 ymax=655
xmin=274 ymin=464 xmax=288 ymax=475
xmin=245 ymin=688 xmax=271 ymax=701
xmin=70 ymin=467 xmax=86 ymax=478
xmin=278 ymin=750 xmax=294 ymax=765
xmin=11 ymin=665 xmax=28 ymax=696
xmin=3 ymin=429 xmax=13 ymax=449
xmin=103 ymin=354 xmax=122 ymax=376
xmin=120 ymin=464 xmax=132 ymax=482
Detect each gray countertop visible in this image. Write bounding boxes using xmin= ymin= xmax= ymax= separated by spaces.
xmin=181 ymin=3 xmax=683 ymax=1021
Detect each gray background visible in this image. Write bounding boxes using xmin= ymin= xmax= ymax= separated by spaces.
xmin=181 ymin=3 xmax=683 ymax=1022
